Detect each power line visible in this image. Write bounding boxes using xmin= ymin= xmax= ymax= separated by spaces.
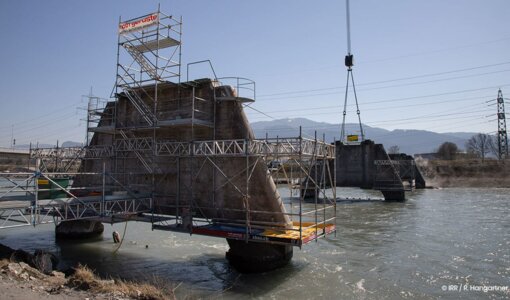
xmin=257 ymin=83 xmax=510 ymax=103
xmin=357 ymin=36 xmax=510 ymax=65
xmin=362 ymin=85 xmax=510 ymax=105
xmin=248 ymin=95 xmax=489 ymax=116
xmin=0 ymin=112 xmax=79 ymax=140
xmin=250 ymin=110 xmax=491 ymax=134
xmin=0 ymin=100 xmax=83 ymax=133
xmin=253 ymin=36 xmax=510 ymax=80
xmin=14 ymin=122 xmax=84 ymax=145
xmin=248 ymin=95 xmax=491 ymax=122
xmin=367 ymin=113 xmax=491 ymax=127
xmin=367 ymin=109 xmax=492 ymax=125
xmin=250 ymin=118 xmax=492 ymax=152
xmin=244 ymin=105 xmax=275 ymax=119
xmin=258 ymin=61 xmax=510 ymax=98
xmin=358 ymin=69 xmax=510 ymax=93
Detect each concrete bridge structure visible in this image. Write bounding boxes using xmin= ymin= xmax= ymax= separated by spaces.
xmin=0 ymin=79 xmax=336 ymax=272
xmin=302 ymin=140 xmax=426 ymax=201
xmin=333 ymin=140 xmax=426 ymax=201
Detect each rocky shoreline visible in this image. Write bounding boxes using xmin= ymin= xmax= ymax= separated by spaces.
xmin=0 ymin=244 xmax=174 ymax=300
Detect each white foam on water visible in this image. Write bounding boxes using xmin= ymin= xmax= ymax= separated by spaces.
xmin=201 ymin=243 xmax=228 ymax=251
xmin=452 ymin=255 xmax=465 ymax=262
xmin=356 ymin=279 xmax=366 ymax=292
xmin=322 ymin=264 xmax=343 ymax=273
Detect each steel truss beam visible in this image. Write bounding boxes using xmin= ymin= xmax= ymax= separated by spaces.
xmin=149 ymin=132 xmax=337 ymax=246
xmin=155 ymin=138 xmax=335 ymax=158
xmin=30 ymin=146 xmax=85 ymax=172
xmin=0 ymin=171 xmax=152 ymax=230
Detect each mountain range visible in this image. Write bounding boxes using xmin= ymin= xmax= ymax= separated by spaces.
xmin=250 ymin=118 xmax=477 ymax=155
xmin=11 ymin=119 xmax=477 ymax=156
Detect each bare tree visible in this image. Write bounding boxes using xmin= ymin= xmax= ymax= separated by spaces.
xmin=388 ymin=145 xmax=400 ymax=154
xmin=436 ymin=142 xmax=458 ymax=160
xmin=465 ymin=134 xmax=494 ymax=161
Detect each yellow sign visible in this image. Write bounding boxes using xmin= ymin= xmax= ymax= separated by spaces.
xmin=347 ymin=135 xmax=359 ymax=142
xmin=37 ymin=179 xmax=49 ymax=185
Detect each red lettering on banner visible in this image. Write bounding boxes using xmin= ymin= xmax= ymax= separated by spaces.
xmin=119 ymin=13 xmax=159 ymax=34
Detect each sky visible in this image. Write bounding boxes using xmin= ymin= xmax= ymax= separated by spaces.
xmin=0 ymin=0 xmax=509 ymax=147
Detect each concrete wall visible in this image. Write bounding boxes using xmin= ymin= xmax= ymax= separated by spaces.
xmin=0 ymin=151 xmax=31 ymax=171
xmin=334 ymin=140 xmax=406 ymax=201
xmin=77 ymin=79 xmax=291 ymax=228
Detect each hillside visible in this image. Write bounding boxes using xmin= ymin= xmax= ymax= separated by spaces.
xmin=251 ymin=118 xmax=476 ymax=155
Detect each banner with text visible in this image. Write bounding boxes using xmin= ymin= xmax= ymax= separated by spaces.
xmin=119 ymin=13 xmax=159 ymax=34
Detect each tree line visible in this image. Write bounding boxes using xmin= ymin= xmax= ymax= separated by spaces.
xmin=436 ymin=134 xmax=501 ymax=161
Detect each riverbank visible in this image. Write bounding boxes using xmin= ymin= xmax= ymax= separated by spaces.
xmin=0 ymin=246 xmax=174 ymax=300
xmin=416 ymin=158 xmax=510 ymax=188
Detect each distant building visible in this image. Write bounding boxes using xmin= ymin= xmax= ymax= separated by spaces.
xmin=414 ymin=153 xmax=438 ymax=160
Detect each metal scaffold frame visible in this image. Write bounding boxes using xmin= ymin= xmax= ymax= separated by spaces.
xmin=29 ymin=145 xmax=85 ymax=173
xmin=2 ymin=8 xmax=338 ymax=247
xmin=114 ymin=7 xmax=182 ymax=131
xmin=87 ymin=7 xmax=336 ymax=246
xmin=116 ymin=8 xmax=182 ymax=88
xmin=0 ymin=163 xmax=152 ymax=229
xmin=150 ymin=132 xmax=337 ymax=247
xmin=18 ymin=132 xmax=337 ymax=245
xmin=108 ymin=7 xmax=184 ymax=201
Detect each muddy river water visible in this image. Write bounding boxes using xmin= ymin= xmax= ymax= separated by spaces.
xmin=0 ymin=187 xmax=508 ymax=299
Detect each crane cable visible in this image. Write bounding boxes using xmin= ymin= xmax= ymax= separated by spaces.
xmin=340 ymin=0 xmax=365 ymax=142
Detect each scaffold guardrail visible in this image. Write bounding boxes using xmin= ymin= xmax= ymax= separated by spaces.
xmin=0 ymin=171 xmax=152 ymax=229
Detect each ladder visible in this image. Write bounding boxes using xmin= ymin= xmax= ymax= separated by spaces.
xmin=123 ymin=89 xmax=156 ymax=127
xmin=123 ymin=43 xmax=160 ymax=80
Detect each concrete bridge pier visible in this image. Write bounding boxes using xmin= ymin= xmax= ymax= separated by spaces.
xmin=381 ymin=190 xmax=406 ymax=202
xmin=55 ymin=220 xmax=104 ymax=239
xmin=334 ymin=140 xmax=406 ymax=201
xmin=226 ymin=239 xmax=293 ymax=273
xmin=388 ymin=153 xmax=426 ymax=189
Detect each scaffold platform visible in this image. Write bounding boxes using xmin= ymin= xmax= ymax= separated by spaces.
xmin=153 ymin=221 xmax=335 ymax=247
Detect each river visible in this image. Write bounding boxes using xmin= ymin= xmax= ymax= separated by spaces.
xmin=0 ymin=187 xmax=508 ymax=299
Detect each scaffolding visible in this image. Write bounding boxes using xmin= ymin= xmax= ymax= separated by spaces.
xmin=0 ymin=165 xmax=151 ymax=229
xmin=150 ymin=134 xmax=336 ymax=247
xmin=1 ymin=9 xmax=337 ymax=247
xmin=29 ymin=145 xmax=84 ymax=173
